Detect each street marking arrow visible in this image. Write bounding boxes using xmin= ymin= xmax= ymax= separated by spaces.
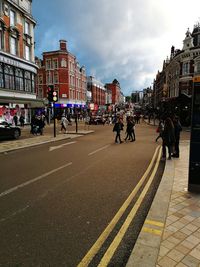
xmin=49 ymin=141 xmax=76 ymax=152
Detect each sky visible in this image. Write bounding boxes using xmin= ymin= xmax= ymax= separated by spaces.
xmin=32 ymin=0 xmax=200 ymax=96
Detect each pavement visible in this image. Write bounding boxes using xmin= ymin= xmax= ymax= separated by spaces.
xmin=126 ymin=122 xmax=200 ymax=267
xmin=1 ymin=121 xmax=200 ymax=267
xmin=0 ymin=123 xmax=94 ymax=154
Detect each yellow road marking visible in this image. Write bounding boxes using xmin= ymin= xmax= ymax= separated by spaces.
xmin=142 ymin=227 xmax=162 ymax=236
xmin=145 ymin=219 xmax=164 ymax=227
xmin=77 ymin=146 xmax=160 ymax=267
xmin=98 ymin=147 xmax=162 ymax=267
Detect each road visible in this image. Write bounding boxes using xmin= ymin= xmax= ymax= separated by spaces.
xmin=0 ymin=122 xmax=189 ymax=266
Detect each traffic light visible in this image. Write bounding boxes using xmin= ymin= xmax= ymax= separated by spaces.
xmin=47 ymin=85 xmax=54 ymax=102
xmin=53 ymin=90 xmax=58 ymax=102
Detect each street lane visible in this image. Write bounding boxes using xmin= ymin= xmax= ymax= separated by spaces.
xmin=0 ymin=122 xmax=163 ymax=266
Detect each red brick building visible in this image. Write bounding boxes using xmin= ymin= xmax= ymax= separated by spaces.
xmin=36 ymin=40 xmax=87 ymax=112
xmin=0 ymin=0 xmax=39 ymax=123
xmin=87 ymin=76 xmax=106 ymax=113
xmin=105 ymin=79 xmax=121 ymax=105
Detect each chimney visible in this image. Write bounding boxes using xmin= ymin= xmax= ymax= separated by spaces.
xmin=59 ymin=40 xmax=67 ymax=51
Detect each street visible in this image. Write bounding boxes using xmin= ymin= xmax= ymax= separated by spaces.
xmin=0 ymin=122 xmax=189 ymax=266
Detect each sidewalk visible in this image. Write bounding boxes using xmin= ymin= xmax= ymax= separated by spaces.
xmin=0 ymin=129 xmax=94 ymax=154
xmin=127 ymin=141 xmax=200 ymax=267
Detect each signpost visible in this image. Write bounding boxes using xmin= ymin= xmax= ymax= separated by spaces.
xmin=188 ymin=76 xmax=200 ymax=192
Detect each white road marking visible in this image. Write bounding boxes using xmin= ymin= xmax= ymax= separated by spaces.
xmin=49 ymin=141 xmax=76 ymax=152
xmin=0 ymin=162 xmax=72 ymax=198
xmin=88 ymin=145 xmax=110 ymax=156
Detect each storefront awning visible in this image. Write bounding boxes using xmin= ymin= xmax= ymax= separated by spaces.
xmin=0 ymin=96 xmax=45 ymax=108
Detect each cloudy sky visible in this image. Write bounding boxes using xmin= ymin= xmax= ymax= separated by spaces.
xmin=32 ymin=0 xmax=200 ymax=96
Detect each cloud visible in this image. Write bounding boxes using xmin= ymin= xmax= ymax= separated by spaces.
xmin=33 ymin=0 xmax=200 ymax=95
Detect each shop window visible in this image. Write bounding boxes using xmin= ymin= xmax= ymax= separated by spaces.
xmin=15 ymin=68 xmax=24 ymax=91
xmin=0 ymin=63 xmax=4 ymax=88
xmin=31 ymin=74 xmax=35 ymax=93
xmin=4 ymin=65 xmax=15 ymax=89
xmin=24 ymin=71 xmax=31 ymax=92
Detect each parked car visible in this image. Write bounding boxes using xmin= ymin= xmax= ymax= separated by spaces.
xmin=0 ymin=121 xmax=21 ymax=140
xmin=89 ymin=116 xmax=106 ymax=125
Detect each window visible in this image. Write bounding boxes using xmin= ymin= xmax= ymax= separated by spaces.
xmin=0 ymin=30 xmax=3 ymax=50
xmin=24 ymin=21 xmax=30 ymax=35
xmin=53 ymin=59 xmax=58 ymax=69
xmin=54 ymin=72 xmax=59 ymax=83
xmin=61 ymin=59 xmax=67 ymax=67
xmin=25 ymin=45 xmax=30 ymax=60
xmin=10 ymin=36 xmax=17 ymax=55
xmin=46 ymin=71 xmax=52 ymax=84
xmin=0 ymin=63 xmax=4 ymax=88
xmin=182 ymin=62 xmax=189 ymax=75
xmin=4 ymin=65 xmax=15 ymax=89
xmin=46 ymin=59 xmax=51 ymax=70
xmin=24 ymin=71 xmax=31 ymax=92
xmin=15 ymin=68 xmax=24 ymax=91
xmin=31 ymin=74 xmax=35 ymax=93
xmin=10 ymin=10 xmax=16 ymax=26
xmin=196 ymin=62 xmax=200 ymax=74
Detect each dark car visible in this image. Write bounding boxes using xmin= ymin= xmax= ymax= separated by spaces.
xmin=89 ymin=116 xmax=106 ymax=125
xmin=0 ymin=121 xmax=21 ymax=140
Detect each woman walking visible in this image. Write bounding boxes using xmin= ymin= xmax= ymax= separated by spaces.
xmin=162 ymin=117 xmax=175 ymax=160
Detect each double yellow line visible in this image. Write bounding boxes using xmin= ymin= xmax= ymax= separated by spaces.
xmin=78 ymin=146 xmax=162 ymax=267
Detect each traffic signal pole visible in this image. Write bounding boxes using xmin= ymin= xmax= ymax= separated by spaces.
xmin=53 ymin=102 xmax=56 ymax=137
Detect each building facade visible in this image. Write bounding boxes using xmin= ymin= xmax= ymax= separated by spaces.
xmin=0 ymin=0 xmax=39 ymax=122
xmin=36 ymin=40 xmax=87 ymax=115
xmin=153 ymin=23 xmax=200 ymax=125
xmin=87 ymin=76 xmax=106 ymax=114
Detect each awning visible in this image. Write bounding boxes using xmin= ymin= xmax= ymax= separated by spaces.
xmin=0 ymin=96 xmax=45 ymax=108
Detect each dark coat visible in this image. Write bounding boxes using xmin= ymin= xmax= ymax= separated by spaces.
xmin=162 ymin=125 xmax=175 ymax=146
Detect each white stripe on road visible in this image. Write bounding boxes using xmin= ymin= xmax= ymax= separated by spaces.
xmin=0 ymin=162 xmax=72 ymax=198
xmin=49 ymin=141 xmax=77 ymax=152
xmin=88 ymin=145 xmax=110 ymax=156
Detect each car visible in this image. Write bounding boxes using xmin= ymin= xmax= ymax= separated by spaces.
xmin=0 ymin=121 xmax=21 ymax=140
xmin=89 ymin=116 xmax=106 ymax=125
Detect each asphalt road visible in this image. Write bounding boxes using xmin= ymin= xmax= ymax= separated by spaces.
xmin=0 ymin=122 xmax=190 ymax=266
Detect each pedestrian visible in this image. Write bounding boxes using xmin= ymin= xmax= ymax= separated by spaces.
xmin=19 ymin=115 xmax=25 ymax=127
xmin=36 ymin=115 xmax=45 ymax=135
xmin=113 ymin=117 xmax=124 ymax=144
xmin=84 ymin=114 xmax=90 ymax=130
xmin=60 ymin=115 xmax=68 ymax=133
xmin=172 ymin=116 xmax=182 ymax=158
xmin=124 ymin=116 xmax=135 ymax=142
xmin=155 ymin=120 xmax=164 ymax=142
xmin=13 ymin=114 xmax=18 ymax=126
xmin=162 ymin=117 xmax=175 ymax=160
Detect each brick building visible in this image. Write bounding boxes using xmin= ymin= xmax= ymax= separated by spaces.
xmin=0 ymin=0 xmax=39 ymax=123
xmin=105 ymin=79 xmax=121 ymax=105
xmin=36 ymin=40 xmax=87 ymax=115
xmin=86 ymin=76 xmax=106 ymax=114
